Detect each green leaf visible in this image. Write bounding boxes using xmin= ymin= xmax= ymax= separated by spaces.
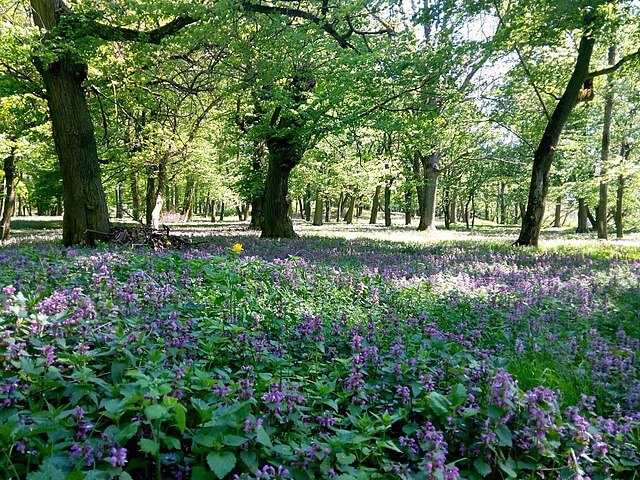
xmin=223 ymin=435 xmax=247 ymax=447
xmin=498 ymin=457 xmax=517 ymax=478
xmin=429 ymin=392 xmax=451 ymax=415
xmin=175 ymin=403 xmax=187 ymax=434
xmin=191 ymin=466 xmax=210 ymax=480
xmin=139 ymin=438 xmax=159 ymax=455
xmin=447 ymin=384 xmax=467 ymax=407
xmin=207 ymin=451 xmax=236 ymax=479
xmin=119 ymin=473 xmax=134 ymax=480
xmin=256 ymin=427 xmax=272 ymax=447
xmin=240 ymin=450 xmax=258 ymax=471
xmin=336 ymin=453 xmax=356 ymax=465
xmin=145 ymin=404 xmax=168 ymax=420
xmin=474 ymin=459 xmax=492 ymax=477
xmin=495 ymin=424 xmax=513 ymax=447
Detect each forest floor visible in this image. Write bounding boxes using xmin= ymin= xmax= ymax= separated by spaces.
xmin=1 ymin=215 xmax=639 ymax=479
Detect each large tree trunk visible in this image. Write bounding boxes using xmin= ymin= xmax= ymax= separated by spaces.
xmin=145 ymin=164 xmax=165 ymax=229
xmin=344 ymin=195 xmax=356 ymax=224
xmin=1 ymin=151 xmax=16 ymax=241
xmin=515 ymin=34 xmax=595 ymax=246
xmin=31 ymin=1 xmax=109 ymax=246
xmin=36 ymin=54 xmax=110 ymax=245
xmin=417 ymin=151 xmax=440 ymax=232
xmin=312 ymin=190 xmax=323 ymax=226
xmin=261 ymin=144 xmax=299 ymax=238
xmin=369 ymin=185 xmax=381 ymax=224
xmin=596 ymin=46 xmax=616 ymax=240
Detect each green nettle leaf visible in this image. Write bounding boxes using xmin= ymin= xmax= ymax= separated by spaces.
xmin=256 ymin=427 xmax=272 ymax=447
xmin=429 ymin=392 xmax=451 ymax=415
xmin=139 ymin=438 xmax=160 ymax=455
xmin=495 ymin=424 xmax=513 ymax=447
xmin=447 ymin=384 xmax=467 ymax=406
xmin=145 ymin=404 xmax=168 ymax=420
xmin=223 ymin=434 xmax=247 ymax=446
xmin=207 ymin=451 xmax=236 ymax=479
xmin=240 ymin=450 xmax=258 ymax=471
xmin=498 ymin=457 xmax=518 ymax=478
xmin=175 ymin=403 xmax=187 ymax=434
xmin=474 ymin=459 xmax=492 ymax=477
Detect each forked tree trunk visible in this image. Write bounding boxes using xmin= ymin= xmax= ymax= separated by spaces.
xmin=597 ymin=46 xmax=616 ymax=240
xmin=516 ymin=33 xmax=596 ymax=246
xmin=313 ymin=190 xmax=323 ymax=226
xmin=31 ymin=1 xmax=110 ymax=245
xmin=369 ymin=185 xmax=381 ymax=224
xmin=1 ymin=152 xmax=16 ymax=241
xmin=344 ymin=195 xmax=356 ymax=224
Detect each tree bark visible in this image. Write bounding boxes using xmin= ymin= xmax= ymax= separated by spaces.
xmin=130 ymin=174 xmax=141 ymax=222
xmin=219 ymin=201 xmax=225 ymax=222
xmin=145 ymin=163 xmax=165 ymax=229
xmin=325 ymin=199 xmax=330 ymax=223
xmin=312 ymin=190 xmax=323 ymax=226
xmin=249 ymin=193 xmax=264 ymax=230
xmin=499 ymin=183 xmax=506 ymax=225
xmin=261 ymin=137 xmax=300 ymax=238
xmin=597 ymin=46 xmax=616 ymax=240
xmin=181 ymin=175 xmax=196 ymax=221
xmin=369 ymin=185 xmax=381 ymax=224
xmin=1 ymin=152 xmax=16 ymax=241
xmin=303 ymin=184 xmax=312 ymax=222
xmin=115 ymin=184 xmax=124 ymax=219
xmin=405 ymin=188 xmax=413 ymax=225
xmin=417 ymin=151 xmax=440 ymax=232
xmin=615 ymin=174 xmax=624 ymax=238
xmin=344 ymin=195 xmax=356 ymax=224
xmin=31 ymin=1 xmax=110 ymax=246
xmin=384 ymin=183 xmax=392 ymax=227
xmin=576 ymin=198 xmax=589 ymax=233
xmin=553 ymin=197 xmax=562 ymax=227
xmin=515 ymin=33 xmax=596 ymax=246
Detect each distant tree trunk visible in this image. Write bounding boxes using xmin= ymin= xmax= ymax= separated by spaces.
xmin=344 ymin=195 xmax=356 ymax=224
xmin=115 ymin=184 xmax=123 ymax=219
xmin=416 ymin=151 xmax=440 ymax=232
xmin=614 ymin=142 xmax=630 ymax=238
xmin=384 ymin=183 xmax=392 ymax=227
xmin=249 ymin=194 xmax=264 ymax=229
xmin=516 ymin=33 xmax=596 ymax=246
xmin=587 ymin=206 xmax=597 ymax=230
xmin=313 ymin=190 xmax=324 ymax=226
xmin=219 ymin=201 xmax=225 ymax=222
xmin=325 ymin=200 xmax=330 ymax=223
xmin=303 ymin=184 xmax=312 ymax=222
xmin=553 ymin=197 xmax=562 ymax=227
xmin=597 ymin=46 xmax=616 ymax=240
xmin=404 ymin=188 xmax=413 ymax=225
xmin=464 ymin=194 xmax=472 ymax=230
xmin=576 ymin=198 xmax=589 ymax=233
xmin=210 ymin=200 xmax=217 ymax=223
xmin=499 ymin=183 xmax=506 ymax=225
xmin=369 ymin=185 xmax=381 ymax=224
xmin=1 ymin=151 xmax=16 ymax=241
xmin=145 ymin=164 xmax=165 ymax=229
xmin=336 ymin=192 xmax=344 ymax=222
xmin=130 ymin=175 xmax=141 ymax=222
xmin=450 ymin=193 xmax=457 ymax=224
xmin=236 ymin=206 xmax=243 ymax=221
xmin=181 ymin=176 xmax=196 ymax=221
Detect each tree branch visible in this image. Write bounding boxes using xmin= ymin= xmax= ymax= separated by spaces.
xmin=72 ymin=15 xmax=197 ymax=44
xmin=587 ymin=48 xmax=640 ymax=79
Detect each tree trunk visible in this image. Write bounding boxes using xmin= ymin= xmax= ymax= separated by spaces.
xmin=210 ymin=200 xmax=217 ymax=223
xmin=587 ymin=206 xmax=597 ymax=230
xmin=405 ymin=188 xmax=413 ymax=225
xmin=325 ymin=199 xmax=330 ymax=223
xmin=553 ymin=197 xmax=562 ymax=227
xmin=450 ymin=193 xmax=457 ymax=224
xmin=249 ymin=193 xmax=264 ymax=230
xmin=344 ymin=195 xmax=356 ymax=224
xmin=515 ymin=33 xmax=596 ymax=246
xmin=219 ymin=201 xmax=225 ymax=222
xmin=115 ymin=184 xmax=123 ymax=219
xmin=369 ymin=185 xmax=381 ymax=224
xmin=261 ymin=143 xmax=299 ymax=238
xmin=181 ymin=176 xmax=196 ymax=222
xmin=336 ymin=192 xmax=344 ymax=222
xmin=615 ymin=174 xmax=624 ymax=238
xmin=1 ymin=152 xmax=16 ymax=241
xmin=145 ymin=164 xmax=165 ymax=229
xmin=36 ymin=52 xmax=110 ymax=245
xmin=596 ymin=46 xmax=616 ymax=240
xmin=499 ymin=183 xmax=506 ymax=225
xmin=384 ymin=183 xmax=392 ymax=227
xmin=576 ymin=198 xmax=589 ymax=233
xmin=130 ymin=174 xmax=141 ymax=222
xmin=303 ymin=184 xmax=312 ymax=222
xmin=313 ymin=190 xmax=323 ymax=226
xmin=417 ymin=151 xmax=440 ymax=232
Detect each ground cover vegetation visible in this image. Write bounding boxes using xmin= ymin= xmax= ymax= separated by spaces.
xmin=1 ymin=0 xmax=640 ymax=479
xmin=1 ymin=232 xmax=639 ymax=479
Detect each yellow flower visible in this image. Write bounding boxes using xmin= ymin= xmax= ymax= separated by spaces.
xmin=232 ymin=243 xmax=243 ymax=254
